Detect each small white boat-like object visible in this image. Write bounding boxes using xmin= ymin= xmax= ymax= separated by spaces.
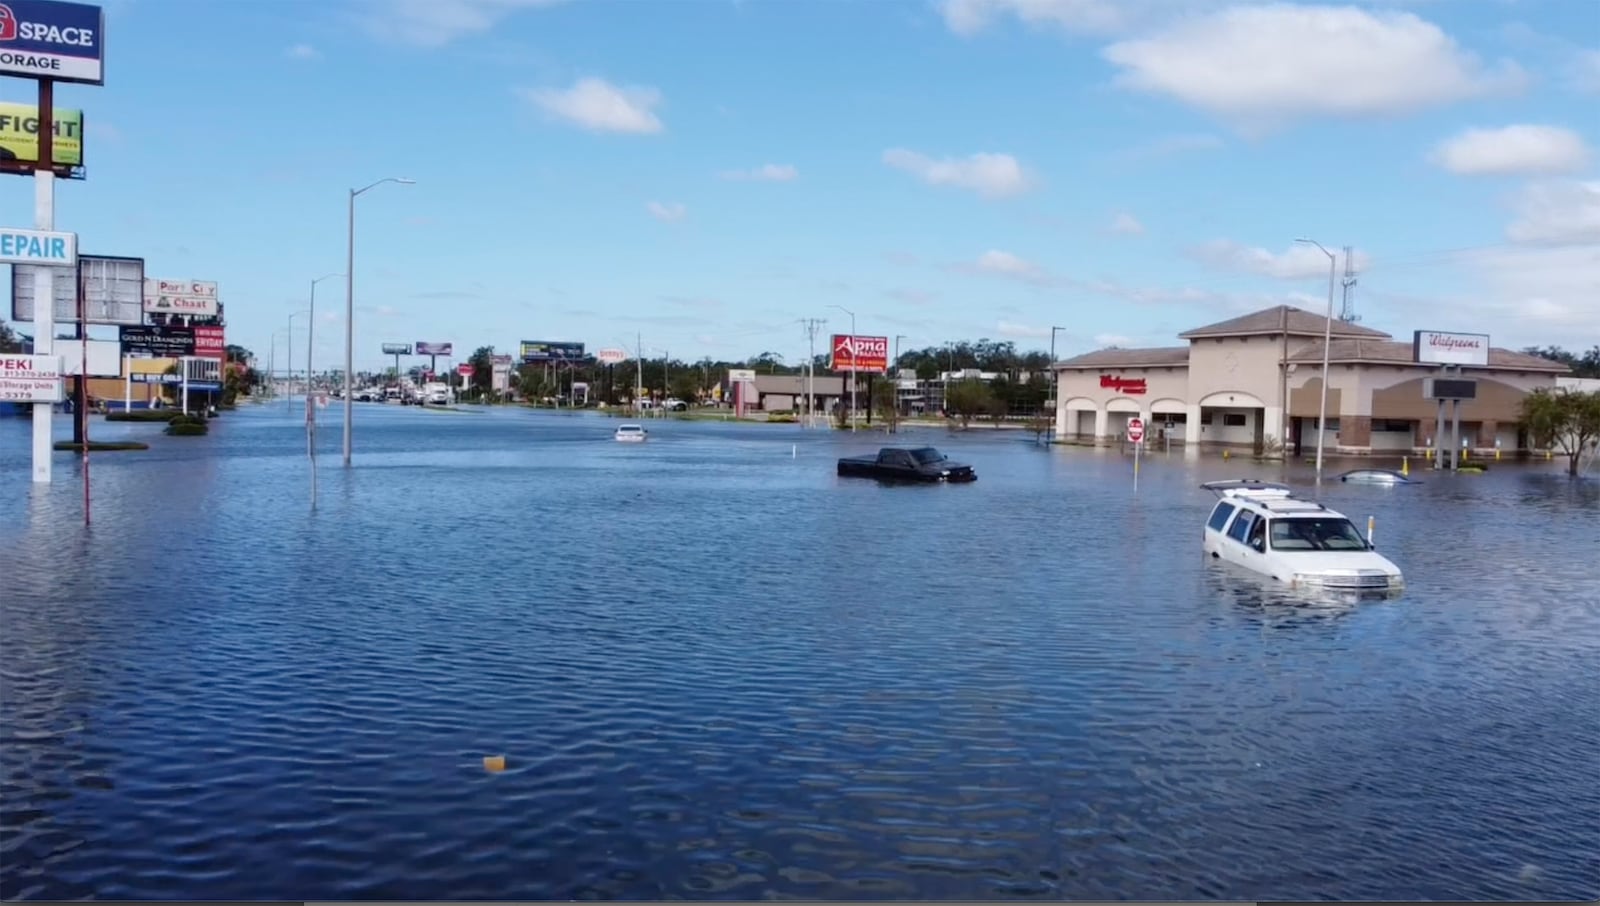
xmin=614 ymin=424 xmax=648 ymax=443
xmin=1337 ymin=468 xmax=1415 ymax=485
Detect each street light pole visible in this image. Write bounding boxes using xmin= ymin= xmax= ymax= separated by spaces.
xmin=831 ymin=304 xmax=856 ymax=431
xmin=344 ymin=176 xmax=415 ymax=467
xmin=1051 ymin=326 xmax=1066 ymax=441
xmin=307 ymin=273 xmax=341 ymax=455
xmin=1295 ymin=238 xmax=1338 ymax=485
xmin=287 ymin=309 xmax=310 ymax=414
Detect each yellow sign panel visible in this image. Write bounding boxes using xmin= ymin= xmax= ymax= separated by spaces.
xmin=0 ymin=103 xmax=84 ymax=167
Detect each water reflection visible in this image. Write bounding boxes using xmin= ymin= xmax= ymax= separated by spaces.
xmin=1 ymin=406 xmax=1597 ymax=901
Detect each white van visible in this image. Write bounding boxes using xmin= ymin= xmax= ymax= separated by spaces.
xmin=1200 ymin=480 xmax=1404 ymax=594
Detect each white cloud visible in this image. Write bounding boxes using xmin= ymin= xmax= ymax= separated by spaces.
xmin=970 ymin=249 xmax=1051 ymax=284
xmin=1102 ymin=5 xmax=1526 ymax=128
xmin=1377 ymin=245 xmax=1600 ymax=345
xmin=285 ymin=43 xmax=319 ymax=60
xmin=1505 ymin=180 xmax=1600 ymax=244
xmin=524 ymin=77 xmax=664 ymax=135
xmin=1192 ymin=239 xmax=1372 ymax=279
xmin=360 ymin=0 xmax=568 ymax=47
xmin=720 ymin=163 xmax=798 ymax=182
xmin=939 ymin=0 xmax=1128 ymax=36
xmin=1574 ymin=48 xmax=1600 ymax=94
xmin=996 ymin=320 xmax=1055 ymax=340
xmin=1108 ymin=212 xmax=1144 ymax=235
xmin=646 ymin=201 xmax=687 ymax=222
xmin=1429 ymin=125 xmax=1591 ymax=175
xmin=882 ymin=148 xmax=1035 ymax=198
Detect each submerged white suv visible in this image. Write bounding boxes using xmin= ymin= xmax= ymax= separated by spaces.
xmin=1201 ymin=480 xmax=1404 ymax=595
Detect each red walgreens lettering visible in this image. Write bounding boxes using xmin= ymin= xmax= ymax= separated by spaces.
xmin=1099 ymin=375 xmax=1148 ymax=394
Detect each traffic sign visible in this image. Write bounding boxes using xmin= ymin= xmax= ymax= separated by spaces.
xmin=1127 ymin=417 xmax=1145 ymax=444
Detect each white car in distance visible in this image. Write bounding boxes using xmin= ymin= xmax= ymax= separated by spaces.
xmin=1201 ymin=480 xmax=1404 ymax=595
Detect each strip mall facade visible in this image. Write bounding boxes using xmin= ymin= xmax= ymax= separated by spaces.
xmin=1051 ymin=305 xmax=1570 ymax=455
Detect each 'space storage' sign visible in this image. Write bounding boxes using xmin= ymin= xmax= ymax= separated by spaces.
xmin=0 ymin=1 xmax=106 ymax=85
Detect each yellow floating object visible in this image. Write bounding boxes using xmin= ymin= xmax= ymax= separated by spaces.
xmin=483 ymin=755 xmax=506 ymax=773
xmin=1401 ymin=456 xmax=1409 ymax=476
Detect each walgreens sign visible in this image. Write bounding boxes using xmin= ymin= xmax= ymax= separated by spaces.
xmin=1413 ymin=330 xmax=1489 ymax=368
xmin=830 ymin=334 xmax=888 ymax=372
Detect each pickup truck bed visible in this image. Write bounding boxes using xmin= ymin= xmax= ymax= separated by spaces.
xmin=837 ymin=446 xmax=976 ymax=482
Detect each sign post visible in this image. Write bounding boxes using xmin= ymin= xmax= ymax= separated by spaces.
xmin=1127 ymin=416 xmax=1145 ymax=493
xmin=3 ymin=0 xmax=107 ymax=484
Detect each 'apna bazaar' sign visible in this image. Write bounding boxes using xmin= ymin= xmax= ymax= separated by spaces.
xmin=0 ymin=0 xmax=106 ymax=85
xmin=1413 ymin=330 xmax=1489 ymax=368
xmin=830 ymin=334 xmax=889 ymax=372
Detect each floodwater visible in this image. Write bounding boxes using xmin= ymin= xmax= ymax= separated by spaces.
xmin=1 ymin=403 xmax=1597 ymax=901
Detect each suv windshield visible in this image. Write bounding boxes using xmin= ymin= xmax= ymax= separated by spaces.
xmin=911 ymin=449 xmax=946 ymax=465
xmin=1269 ymin=517 xmax=1369 ymax=551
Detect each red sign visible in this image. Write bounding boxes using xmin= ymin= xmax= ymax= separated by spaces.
xmin=1127 ymin=417 xmax=1145 ymax=444
xmin=193 ymin=325 xmax=225 ymax=360
xmin=456 ymin=364 xmax=474 ymax=377
xmin=1099 ymin=375 xmax=1147 ymax=394
xmin=830 ymin=334 xmax=889 ymax=372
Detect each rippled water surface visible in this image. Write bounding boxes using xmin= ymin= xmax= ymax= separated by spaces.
xmin=2 ymin=404 xmax=1598 ymax=900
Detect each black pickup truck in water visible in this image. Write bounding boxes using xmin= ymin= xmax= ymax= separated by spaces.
xmin=836 ymin=446 xmax=977 ymax=482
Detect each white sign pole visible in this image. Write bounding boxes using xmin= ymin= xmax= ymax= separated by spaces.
xmin=123 ymin=356 xmax=131 ymax=412
xmin=31 ymin=173 xmax=58 ymax=484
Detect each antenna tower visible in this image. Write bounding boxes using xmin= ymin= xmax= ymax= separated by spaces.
xmin=1339 ymin=245 xmax=1360 ymax=322
xmin=800 ymin=317 xmax=825 ymax=428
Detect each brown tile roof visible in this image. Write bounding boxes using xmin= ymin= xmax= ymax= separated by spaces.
xmin=1286 ymin=339 xmax=1572 ymax=373
xmin=1055 ymin=346 xmax=1191 ymax=369
xmin=1180 ymin=304 xmax=1391 ymax=340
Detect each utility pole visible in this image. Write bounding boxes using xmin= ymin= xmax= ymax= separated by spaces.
xmin=801 ymin=317 xmax=824 ymax=428
xmin=635 ymin=332 xmax=643 ymax=414
xmin=1339 ymin=245 xmax=1360 ymax=322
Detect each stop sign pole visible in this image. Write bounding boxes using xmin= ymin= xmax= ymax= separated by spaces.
xmin=1128 ymin=417 xmax=1145 ymax=493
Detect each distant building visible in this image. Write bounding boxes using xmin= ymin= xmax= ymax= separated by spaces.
xmin=1052 ymin=305 xmax=1569 ymax=454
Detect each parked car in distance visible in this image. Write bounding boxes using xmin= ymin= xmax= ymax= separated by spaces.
xmin=662 ymin=398 xmax=689 ymax=412
xmin=1200 ymin=479 xmax=1403 ymax=595
xmin=837 ymin=446 xmax=976 ymax=483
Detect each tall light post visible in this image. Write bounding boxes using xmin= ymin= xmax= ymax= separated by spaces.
xmin=1051 ymin=326 xmax=1066 ymax=440
xmin=1295 ymin=237 xmax=1338 ymax=484
xmin=830 ymin=304 xmax=856 ymax=431
xmin=893 ymin=334 xmax=907 ymax=419
xmin=306 ymin=273 xmax=341 ymax=453
xmin=344 ymin=176 xmax=415 ymax=466
xmin=287 ymin=309 xmax=310 ymax=412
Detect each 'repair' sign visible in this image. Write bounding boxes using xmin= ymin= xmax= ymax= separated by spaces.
xmin=0 ymin=0 xmax=105 ymax=85
xmin=0 ymin=227 xmax=74 ymax=265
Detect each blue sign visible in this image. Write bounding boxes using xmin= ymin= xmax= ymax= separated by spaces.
xmin=0 ymin=0 xmax=106 ymax=85
xmin=0 ymin=228 xmax=74 ymax=266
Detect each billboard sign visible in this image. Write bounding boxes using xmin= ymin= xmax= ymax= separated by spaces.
xmin=0 ymin=353 xmax=64 ymax=402
xmin=1413 ymin=330 xmax=1489 ymax=367
xmin=143 ymin=277 xmax=218 ymax=317
xmin=0 ymin=103 xmax=82 ymax=169
xmin=596 ymin=347 xmax=627 ymax=365
xmin=0 ymin=1 xmax=107 ymax=85
xmin=415 ymin=341 xmax=452 ymax=356
xmin=519 ymin=340 xmax=586 ymax=362
xmin=490 ymin=354 xmax=513 ymax=366
xmin=0 ymin=227 xmax=74 ymax=266
xmin=830 ymin=334 xmax=889 ymax=372
xmin=456 ymin=364 xmax=474 ymax=377
xmin=381 ymin=342 xmax=412 ymax=355
xmin=10 ymin=253 xmax=144 ymax=324
xmin=119 ymin=324 xmax=195 ymax=357
xmin=193 ymin=325 xmax=224 ymax=360
xmin=55 ymin=338 xmax=118 ymax=376
xmin=727 ymin=368 xmax=756 ymax=383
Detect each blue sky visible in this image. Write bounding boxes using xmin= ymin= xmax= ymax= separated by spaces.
xmin=3 ymin=0 xmax=1597 ymax=370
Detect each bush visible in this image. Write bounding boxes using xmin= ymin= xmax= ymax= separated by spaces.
xmin=164 ymin=416 xmax=209 ymax=436
xmin=168 ymin=413 xmax=204 ymax=427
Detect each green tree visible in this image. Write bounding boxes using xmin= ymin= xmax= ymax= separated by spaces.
xmin=944 ymin=378 xmax=993 ymax=428
xmin=1521 ymin=388 xmax=1600 ymax=477
xmin=468 ymin=346 xmax=494 ymax=400
xmin=0 ymin=322 xmax=22 ymax=353
xmin=669 ymin=370 xmax=700 ymax=403
xmin=871 ymin=373 xmax=901 ymax=433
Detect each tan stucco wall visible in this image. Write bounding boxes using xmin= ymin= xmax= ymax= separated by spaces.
xmin=1056 ymin=366 xmax=1189 ymax=406
xmin=1186 ymin=336 xmax=1287 ymax=407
